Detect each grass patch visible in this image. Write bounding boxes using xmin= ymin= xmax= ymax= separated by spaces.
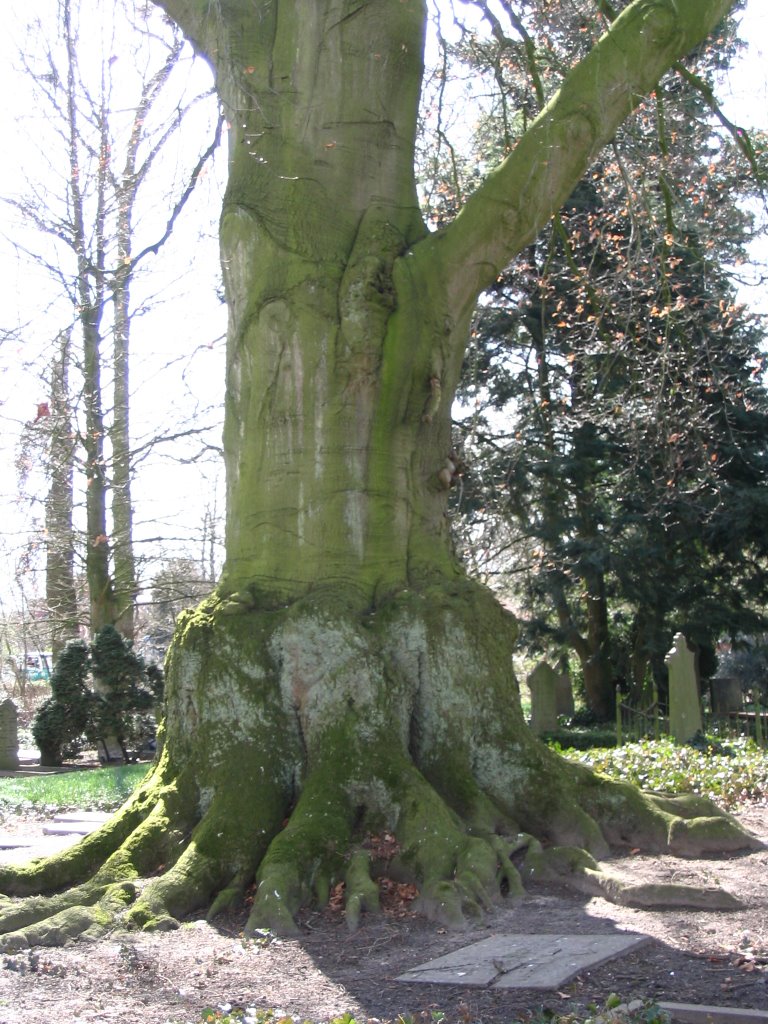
xmin=558 ymin=735 xmax=768 ymax=808
xmin=0 ymin=764 xmax=148 ymax=817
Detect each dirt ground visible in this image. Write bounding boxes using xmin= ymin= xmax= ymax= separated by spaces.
xmin=0 ymin=804 xmax=766 ymax=1024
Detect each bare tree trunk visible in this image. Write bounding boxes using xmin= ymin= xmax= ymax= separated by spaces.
xmin=111 ymin=37 xmax=184 ymax=639
xmin=62 ymin=0 xmax=117 ymax=635
xmin=111 ymin=263 xmax=136 ymax=640
xmin=45 ymin=331 xmax=80 ymax=661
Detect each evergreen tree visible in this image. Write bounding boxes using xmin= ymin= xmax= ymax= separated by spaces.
xmin=452 ymin=6 xmax=768 ymax=717
xmin=90 ymin=625 xmax=163 ymax=762
xmin=32 ymin=640 xmax=92 ymax=767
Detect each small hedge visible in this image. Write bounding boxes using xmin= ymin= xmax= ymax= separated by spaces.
xmin=541 ymin=727 xmax=618 ymax=751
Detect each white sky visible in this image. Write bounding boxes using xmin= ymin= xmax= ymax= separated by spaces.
xmin=0 ymin=0 xmax=765 ymax=623
xmin=0 ymin=1 xmax=225 ymax=622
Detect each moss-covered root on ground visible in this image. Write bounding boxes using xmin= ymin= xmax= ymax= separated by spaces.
xmin=213 ymin=749 xmax=761 ymax=935
xmin=244 ymin=751 xmax=524 ymax=936
xmin=650 ymin=793 xmax=764 ymax=855
xmin=127 ymin=766 xmax=288 ymax=933
xmin=575 ymin=767 xmax=764 ymax=857
xmin=384 ymin=762 xmax=523 ymax=930
xmin=0 ymin=781 xmax=285 ymax=947
xmin=246 ymin=764 xmax=357 ymax=937
xmin=0 ymin=881 xmax=137 ymax=953
xmin=0 ymin=792 xmax=185 ymax=951
xmin=521 ymin=836 xmax=742 ymax=910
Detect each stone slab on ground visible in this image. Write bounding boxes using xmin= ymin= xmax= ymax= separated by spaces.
xmin=0 ymin=765 xmax=91 ymax=777
xmin=396 ymin=932 xmax=650 ymax=990
xmin=0 ymin=811 xmax=110 ymax=851
xmin=43 ymin=811 xmax=111 ymax=836
xmin=660 ymin=1005 xmax=768 ymax=1024
xmin=0 ymin=833 xmax=83 ymax=862
xmin=51 ymin=811 xmax=112 ymax=822
xmin=42 ymin=822 xmax=103 ymax=836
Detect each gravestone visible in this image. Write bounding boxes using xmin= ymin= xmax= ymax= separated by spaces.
xmin=397 ymin=933 xmax=650 ymax=990
xmin=97 ymin=736 xmax=125 ymax=763
xmin=665 ymin=633 xmax=703 ymax=743
xmin=556 ymin=672 xmax=575 ymax=717
xmin=528 ymin=661 xmax=559 ymax=735
xmin=0 ymin=699 xmax=20 ymax=771
xmin=711 ymin=676 xmax=743 ymax=717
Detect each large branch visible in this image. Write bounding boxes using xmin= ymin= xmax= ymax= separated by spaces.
xmin=418 ymin=0 xmax=738 ymax=320
xmin=150 ymin=0 xmax=222 ymax=66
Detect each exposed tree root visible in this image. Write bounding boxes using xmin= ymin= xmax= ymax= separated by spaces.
xmin=520 ymin=837 xmax=743 ymax=910
xmin=0 ymin=586 xmax=761 ymax=948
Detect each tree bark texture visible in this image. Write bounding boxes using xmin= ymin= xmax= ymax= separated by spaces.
xmin=0 ymin=0 xmax=756 ymax=948
xmin=45 ymin=332 xmax=80 ymax=661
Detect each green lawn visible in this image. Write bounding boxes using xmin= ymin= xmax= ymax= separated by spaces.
xmin=0 ymin=763 xmax=148 ymax=816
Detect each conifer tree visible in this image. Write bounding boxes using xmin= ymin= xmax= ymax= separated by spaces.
xmin=451 ymin=2 xmax=768 ymax=716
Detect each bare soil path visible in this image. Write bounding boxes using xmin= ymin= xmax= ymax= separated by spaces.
xmin=0 ymin=805 xmax=766 ymax=1024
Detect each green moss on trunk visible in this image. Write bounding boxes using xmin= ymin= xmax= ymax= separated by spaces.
xmin=0 ymin=0 xmax=751 ymax=948
xmin=0 ymin=580 xmax=759 ymax=947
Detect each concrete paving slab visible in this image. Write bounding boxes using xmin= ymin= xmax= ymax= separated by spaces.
xmin=43 ymin=822 xmax=99 ymax=836
xmin=0 ymin=835 xmax=36 ymax=850
xmin=660 ymin=1004 xmax=768 ymax=1024
xmin=42 ymin=812 xmax=110 ymax=836
xmin=0 ymin=811 xmax=110 ymax=850
xmin=52 ymin=811 xmax=112 ymax=824
xmin=0 ymin=834 xmax=82 ymax=861
xmin=397 ymin=933 xmax=650 ymax=990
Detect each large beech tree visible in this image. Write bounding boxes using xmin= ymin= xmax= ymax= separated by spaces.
xmin=0 ymin=0 xmax=761 ymax=948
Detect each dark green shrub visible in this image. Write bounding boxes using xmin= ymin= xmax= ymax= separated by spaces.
xmin=567 ymin=706 xmax=607 ymax=728
xmin=545 ymin=727 xmax=618 ymax=750
xmin=90 ymin=625 xmax=164 ymax=761
xmin=31 ymin=629 xmax=164 ymax=766
xmin=31 ymin=640 xmax=93 ymax=767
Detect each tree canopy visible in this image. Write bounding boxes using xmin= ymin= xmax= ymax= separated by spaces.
xmin=446 ymin=3 xmax=768 ymax=716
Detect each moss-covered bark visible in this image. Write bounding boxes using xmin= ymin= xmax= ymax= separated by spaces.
xmin=0 ymin=581 xmax=759 ymax=949
xmin=0 ymin=0 xmax=751 ymax=947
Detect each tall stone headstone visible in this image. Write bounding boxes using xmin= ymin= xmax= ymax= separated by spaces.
xmin=528 ymin=661 xmax=559 ymax=736
xmin=0 ymin=699 xmax=20 ymax=771
xmin=556 ymin=673 xmax=575 ymax=718
xmin=665 ymin=633 xmax=703 ymax=743
xmin=711 ymin=676 xmax=743 ymax=717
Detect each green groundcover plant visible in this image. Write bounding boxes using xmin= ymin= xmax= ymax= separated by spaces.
xmin=556 ymin=736 xmax=768 ymax=808
xmin=196 ymin=995 xmax=671 ymax=1024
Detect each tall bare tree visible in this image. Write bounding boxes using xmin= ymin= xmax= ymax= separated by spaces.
xmin=45 ymin=331 xmax=79 ymax=661
xmin=5 ymin=0 xmax=221 ymax=640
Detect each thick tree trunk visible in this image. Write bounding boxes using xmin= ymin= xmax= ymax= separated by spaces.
xmin=0 ymin=0 xmax=755 ymax=949
xmin=581 ymin=580 xmax=614 ymax=720
xmin=213 ymin=0 xmax=442 ymax=604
